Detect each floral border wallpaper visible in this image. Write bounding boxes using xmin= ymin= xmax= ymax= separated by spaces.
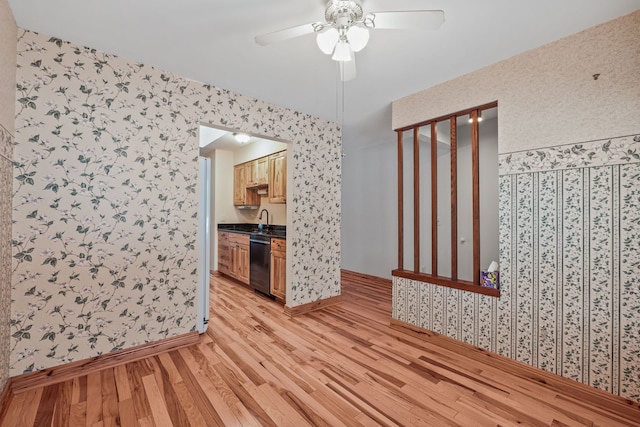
xmin=12 ymin=30 xmax=341 ymax=375
xmin=499 ymin=134 xmax=640 ymax=175
xmin=393 ymin=134 xmax=640 ymax=401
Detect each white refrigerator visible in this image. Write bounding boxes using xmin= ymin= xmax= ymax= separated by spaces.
xmin=197 ymin=157 xmax=211 ymax=333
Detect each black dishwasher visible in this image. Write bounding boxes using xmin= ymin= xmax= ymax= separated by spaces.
xmin=249 ymin=233 xmax=272 ymax=296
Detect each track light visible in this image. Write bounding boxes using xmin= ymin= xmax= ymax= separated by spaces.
xmin=468 ymin=111 xmax=483 ymax=123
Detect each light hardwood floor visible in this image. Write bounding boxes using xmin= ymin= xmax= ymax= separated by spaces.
xmin=2 ymin=271 xmax=639 ymax=426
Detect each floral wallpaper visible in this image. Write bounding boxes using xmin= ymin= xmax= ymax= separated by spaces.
xmin=393 ymin=134 xmax=640 ymax=401
xmin=12 ymin=30 xmax=341 ymax=375
xmin=1 ymin=124 xmax=12 ymax=391
xmin=290 ymin=136 xmax=342 ymax=303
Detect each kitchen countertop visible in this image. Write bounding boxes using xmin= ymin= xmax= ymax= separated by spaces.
xmin=218 ymin=223 xmax=286 ymax=239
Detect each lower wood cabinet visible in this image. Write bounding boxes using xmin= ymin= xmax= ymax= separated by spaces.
xmin=218 ymin=232 xmax=230 ymax=276
xmin=218 ymin=231 xmax=249 ymax=285
xmin=219 ymin=231 xmax=285 ymax=300
xmin=270 ymin=238 xmax=286 ymax=301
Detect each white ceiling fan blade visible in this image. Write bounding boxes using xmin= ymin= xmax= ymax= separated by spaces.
xmin=255 ymin=23 xmax=319 ymax=46
xmin=339 ymin=60 xmax=356 ymax=82
xmin=369 ymin=10 xmax=444 ymax=30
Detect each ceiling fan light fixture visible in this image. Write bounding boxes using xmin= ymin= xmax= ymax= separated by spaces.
xmin=316 ymin=28 xmax=339 ymax=55
xmin=332 ymin=40 xmax=353 ymax=61
xmin=346 ymin=26 xmax=369 ymax=52
xmin=254 ymin=1 xmax=446 ymax=82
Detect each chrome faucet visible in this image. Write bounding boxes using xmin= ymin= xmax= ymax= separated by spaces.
xmin=259 ymin=208 xmax=270 ymax=226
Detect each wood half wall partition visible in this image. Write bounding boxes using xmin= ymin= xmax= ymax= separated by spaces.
xmin=450 ymin=116 xmax=458 ymax=281
xmin=397 ymin=131 xmax=404 ymax=270
xmin=394 ymin=101 xmax=499 ymax=296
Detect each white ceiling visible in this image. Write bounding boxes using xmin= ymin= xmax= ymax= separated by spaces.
xmin=8 ymin=0 xmax=640 ymax=150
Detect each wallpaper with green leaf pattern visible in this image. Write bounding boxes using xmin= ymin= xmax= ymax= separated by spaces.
xmin=394 ymin=134 xmax=640 ymax=401
xmin=11 ymin=30 xmax=341 ymax=375
xmin=1 ymin=125 xmax=12 ymax=390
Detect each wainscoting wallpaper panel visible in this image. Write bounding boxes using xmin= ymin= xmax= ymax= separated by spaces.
xmin=588 ymin=166 xmax=614 ymax=391
xmin=496 ymin=174 xmax=513 ymax=358
xmin=620 ymin=162 xmax=640 ymax=399
xmin=393 ymin=134 xmax=640 ymax=401
xmin=537 ymin=170 xmax=559 ymax=374
xmin=515 ymin=173 xmax=534 ymax=366
xmin=12 ymin=30 xmax=341 ymax=375
xmin=561 ymin=167 xmax=585 ymax=383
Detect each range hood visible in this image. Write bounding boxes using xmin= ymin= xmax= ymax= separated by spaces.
xmin=236 ymin=204 xmax=259 ymax=210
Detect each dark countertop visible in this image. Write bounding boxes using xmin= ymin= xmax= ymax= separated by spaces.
xmin=217 ymin=223 xmax=286 ymax=239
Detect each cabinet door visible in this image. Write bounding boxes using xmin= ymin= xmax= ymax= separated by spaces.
xmin=256 ymin=156 xmax=268 ymax=186
xmin=233 ymin=164 xmax=246 ymax=205
xmin=246 ymin=161 xmax=258 ymax=187
xmin=229 ymin=244 xmax=239 ymax=279
xmin=217 ymin=232 xmax=230 ymax=275
xmin=268 ymin=152 xmax=286 ymax=204
xmin=270 ymin=238 xmax=286 ymax=301
xmin=236 ymin=244 xmax=250 ymax=285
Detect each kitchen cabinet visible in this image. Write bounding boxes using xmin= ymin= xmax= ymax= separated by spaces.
xmin=234 ymin=164 xmax=259 ymax=206
xmin=233 ymin=165 xmax=246 ymax=205
xmin=219 ymin=231 xmax=250 ymax=285
xmin=230 ymin=233 xmax=250 ymax=285
xmin=218 ymin=231 xmax=231 ymax=276
xmin=246 ymin=156 xmax=268 ymax=188
xmin=269 ymin=151 xmax=286 ymax=204
xmin=270 ymin=238 xmax=286 ymax=301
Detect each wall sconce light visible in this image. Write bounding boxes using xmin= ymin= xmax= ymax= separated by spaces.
xmin=234 ymin=133 xmax=251 ymax=144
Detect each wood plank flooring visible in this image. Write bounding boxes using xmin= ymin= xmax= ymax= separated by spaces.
xmin=2 ymin=270 xmax=639 ymax=426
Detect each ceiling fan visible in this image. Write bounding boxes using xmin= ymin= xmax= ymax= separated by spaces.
xmin=255 ymin=0 xmax=445 ymax=81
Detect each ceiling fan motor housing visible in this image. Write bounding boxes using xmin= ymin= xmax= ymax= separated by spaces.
xmin=325 ymin=0 xmax=364 ymax=27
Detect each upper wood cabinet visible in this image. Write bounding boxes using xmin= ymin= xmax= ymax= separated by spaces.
xmin=246 ymin=156 xmax=268 ymax=188
xmin=269 ymin=151 xmax=286 ymax=204
xmin=234 ymin=150 xmax=285 ymax=206
xmin=233 ymin=165 xmax=246 ymax=205
xmin=233 ymin=164 xmax=259 ymax=206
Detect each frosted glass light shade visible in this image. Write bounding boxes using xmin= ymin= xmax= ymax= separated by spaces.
xmin=316 ymin=28 xmax=339 ymax=55
xmin=347 ymin=26 xmax=369 ymax=52
xmin=332 ymin=40 xmax=353 ymax=61
xmin=234 ymin=133 xmax=250 ymax=143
